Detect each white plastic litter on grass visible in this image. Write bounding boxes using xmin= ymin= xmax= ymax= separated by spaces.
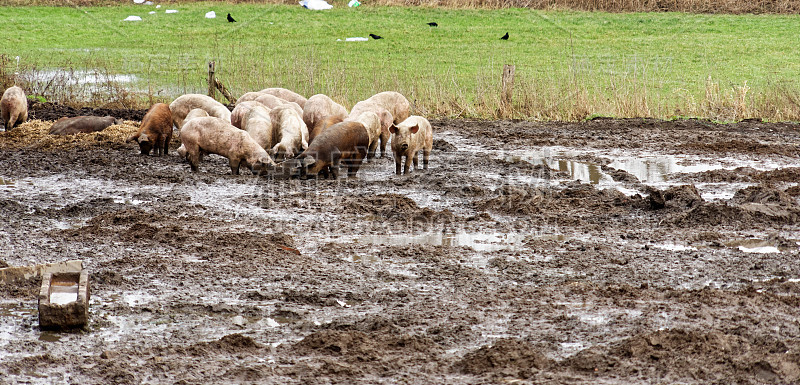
xmin=156 ymin=4 xmax=161 ymax=8
xmin=340 ymin=37 xmax=368 ymax=41
xmin=205 ymin=11 xmax=216 ymax=18
xmin=149 ymin=11 xmax=156 ymax=14
xmin=300 ymin=0 xmax=333 ymax=10
xmin=165 ymin=9 xmax=178 ymax=14
xmin=123 ymin=15 xmax=142 ymax=21
xmin=133 ymin=0 xmax=144 ymax=3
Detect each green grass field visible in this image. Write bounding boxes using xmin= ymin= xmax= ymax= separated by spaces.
xmin=2 ymin=2 xmax=800 ymax=120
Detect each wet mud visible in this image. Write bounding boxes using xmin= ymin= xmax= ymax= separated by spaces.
xmin=1 ymin=111 xmax=799 ymax=384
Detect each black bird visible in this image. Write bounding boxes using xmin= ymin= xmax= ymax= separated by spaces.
xmin=227 ymin=13 xmax=236 ymax=22
xmin=427 ymin=22 xmax=438 ymax=27
xmin=369 ymin=33 xmax=383 ymax=40
xmin=500 ymin=32 xmax=509 ymax=40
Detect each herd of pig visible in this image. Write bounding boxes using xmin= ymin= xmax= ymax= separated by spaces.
xmin=0 ymin=85 xmax=434 ymax=178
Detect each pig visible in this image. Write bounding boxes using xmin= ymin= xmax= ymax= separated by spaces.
xmin=389 ymin=115 xmax=433 ymax=175
xmin=365 ymin=91 xmax=410 ymax=124
xmin=259 ymin=87 xmax=307 ymax=108
xmin=169 ymin=94 xmax=231 ymax=130
xmin=236 ymin=91 xmax=266 ymax=105
xmin=269 ymin=105 xmax=309 ymax=161
xmin=302 ymin=94 xmax=348 ymax=137
xmin=126 ymin=103 xmax=173 ymax=156
xmin=242 ymin=104 xmax=277 ymax=150
xmin=347 ymin=100 xmax=394 ymax=159
xmin=231 ymin=101 xmax=264 ymax=129
xmin=176 ymin=109 xmax=210 ymax=158
xmin=290 ymin=121 xmax=369 ymax=179
xmin=254 ymin=94 xmax=303 ymax=116
xmin=308 ymin=115 xmax=343 ymax=145
xmin=179 ymin=116 xmax=276 ymax=175
xmin=1 ymin=86 xmax=28 ymax=130
xmin=49 ymin=115 xmax=121 ymax=135
xmin=346 ymin=110 xmax=382 ymax=161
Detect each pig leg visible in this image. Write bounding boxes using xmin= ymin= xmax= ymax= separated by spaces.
xmin=229 ymin=159 xmax=241 ymax=175
xmin=394 ymin=155 xmax=402 ymax=175
xmin=155 ymin=137 xmax=164 ymax=157
xmin=412 ymin=150 xmax=419 ymax=171
xmin=7 ymin=111 xmax=18 ymax=130
xmin=329 ymin=162 xmax=339 ymax=179
xmin=164 ymin=132 xmax=172 ymax=155
xmin=403 ymin=152 xmax=414 ymax=175
xmin=187 ymin=151 xmax=201 ymax=172
xmin=330 ymin=151 xmax=342 ymax=179
xmin=366 ymin=140 xmax=379 ymax=162
xmin=379 ymin=131 xmax=390 ymax=158
xmin=348 ymin=153 xmax=366 ymax=178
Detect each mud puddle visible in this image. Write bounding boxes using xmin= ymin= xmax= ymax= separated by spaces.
xmin=440 ymin=131 xmax=796 ymax=201
xmin=325 ymin=231 xmax=568 ymax=253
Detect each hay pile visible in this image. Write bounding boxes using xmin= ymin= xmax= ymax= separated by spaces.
xmin=0 ymin=120 xmax=142 ymax=151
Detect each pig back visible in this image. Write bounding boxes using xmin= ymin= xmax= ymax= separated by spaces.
xmin=309 ymin=121 xmax=369 ymax=155
xmin=49 ymin=116 xmax=117 ymax=135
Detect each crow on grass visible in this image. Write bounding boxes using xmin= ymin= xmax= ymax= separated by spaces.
xmin=500 ymin=32 xmax=509 ymax=40
xmin=227 ymin=13 xmax=236 ymax=22
xmin=427 ymin=22 xmax=438 ymax=27
xmin=369 ymin=33 xmax=383 ymax=40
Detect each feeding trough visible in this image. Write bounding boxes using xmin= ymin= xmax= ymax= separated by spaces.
xmin=38 ymin=270 xmax=90 ymax=330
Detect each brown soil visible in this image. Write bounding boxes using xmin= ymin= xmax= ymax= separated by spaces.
xmin=0 ymin=111 xmax=799 ymax=384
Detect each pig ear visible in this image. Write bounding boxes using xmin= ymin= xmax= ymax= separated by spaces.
xmin=389 ymin=125 xmax=398 ymax=134
xmin=301 ymin=155 xmax=316 ymax=167
xmin=409 ymin=124 xmax=420 ymax=134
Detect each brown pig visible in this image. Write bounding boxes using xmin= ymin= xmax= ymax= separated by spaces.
xmin=49 ymin=115 xmax=121 ymax=135
xmin=308 ymin=115 xmax=343 ymax=145
xmin=179 ymin=116 xmax=276 ymax=175
xmin=126 ymin=103 xmax=173 ymax=156
xmin=169 ymin=94 xmax=231 ymax=129
xmin=1 ymin=86 xmax=28 ymax=130
xmin=259 ymin=88 xmax=307 ymax=108
xmin=288 ymin=121 xmax=369 ymax=179
xmin=389 ymin=115 xmax=433 ymax=175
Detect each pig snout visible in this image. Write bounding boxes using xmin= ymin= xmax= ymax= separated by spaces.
xmin=400 ymin=143 xmax=409 ymax=151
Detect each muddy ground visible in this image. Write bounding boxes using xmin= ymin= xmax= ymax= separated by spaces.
xmin=1 ymin=109 xmax=799 ymax=384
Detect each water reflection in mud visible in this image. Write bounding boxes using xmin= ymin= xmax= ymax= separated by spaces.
xmin=725 ymin=238 xmax=798 ymax=254
xmin=340 ymin=231 xmax=567 ymax=253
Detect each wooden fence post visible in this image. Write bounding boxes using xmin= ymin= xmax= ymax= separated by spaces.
xmin=214 ymin=78 xmax=237 ymax=105
xmin=207 ymin=61 xmax=216 ymax=100
xmin=501 ymin=64 xmax=515 ymax=117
